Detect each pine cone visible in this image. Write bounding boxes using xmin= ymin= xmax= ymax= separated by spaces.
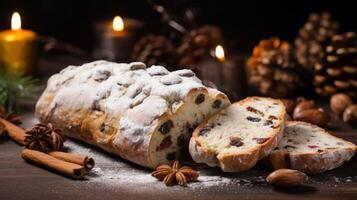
xmin=25 ymin=123 xmax=66 ymax=152
xmin=131 ymin=34 xmax=176 ymax=68
xmin=295 ymin=12 xmax=339 ymax=72
xmin=246 ymin=37 xmax=307 ymax=98
xmin=314 ymin=32 xmax=357 ymax=98
xmin=177 ymin=25 xmax=224 ymax=70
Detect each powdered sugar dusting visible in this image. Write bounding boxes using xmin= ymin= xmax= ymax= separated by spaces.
xmin=63 ymin=138 xmax=357 ymax=191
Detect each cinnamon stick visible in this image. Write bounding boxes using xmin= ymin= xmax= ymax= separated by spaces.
xmin=21 ymin=149 xmax=87 ymax=179
xmin=1 ymin=117 xmax=96 ymax=174
xmin=0 ymin=118 xmax=26 ymax=145
xmin=49 ymin=151 xmax=95 ymax=169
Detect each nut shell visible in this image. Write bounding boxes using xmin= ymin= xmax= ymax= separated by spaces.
xmin=343 ymin=105 xmax=357 ymax=127
xmin=330 ymin=93 xmax=353 ymax=116
xmin=266 ymin=169 xmax=308 ymax=187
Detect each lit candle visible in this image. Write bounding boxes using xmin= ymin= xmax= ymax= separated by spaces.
xmin=216 ymin=45 xmax=245 ymax=100
xmin=215 ymin=45 xmax=225 ymax=62
xmin=0 ymin=12 xmax=38 ymax=75
xmin=113 ymin=16 xmax=124 ymax=32
xmin=198 ymin=45 xmax=244 ymax=100
xmin=93 ymin=16 xmax=143 ymax=62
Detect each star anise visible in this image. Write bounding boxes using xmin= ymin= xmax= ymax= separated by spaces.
xmin=151 ymin=161 xmax=199 ymax=186
xmin=0 ymin=106 xmax=22 ymax=125
xmin=24 ymin=123 xmax=66 ymax=152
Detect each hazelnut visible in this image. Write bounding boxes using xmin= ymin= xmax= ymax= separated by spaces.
xmin=266 ymin=169 xmax=308 ymax=187
xmin=293 ymin=108 xmax=330 ymax=126
xmin=343 ymin=105 xmax=357 ymax=128
xmin=330 ymin=93 xmax=353 ymax=116
xmin=280 ymin=99 xmax=296 ymax=116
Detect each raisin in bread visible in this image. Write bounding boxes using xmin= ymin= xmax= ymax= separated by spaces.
xmin=189 ymin=97 xmax=286 ymax=172
xmin=266 ymin=121 xmax=356 ymax=174
xmin=35 ymin=61 xmax=230 ymax=168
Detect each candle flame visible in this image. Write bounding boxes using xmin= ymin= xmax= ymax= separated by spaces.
xmin=215 ymin=45 xmax=225 ymax=62
xmin=113 ymin=16 xmax=124 ymax=31
xmin=11 ymin=12 xmax=21 ymax=30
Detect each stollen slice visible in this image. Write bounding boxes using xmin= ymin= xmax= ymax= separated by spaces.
xmin=189 ymin=97 xmax=286 ymax=172
xmin=266 ymin=121 xmax=356 ymax=174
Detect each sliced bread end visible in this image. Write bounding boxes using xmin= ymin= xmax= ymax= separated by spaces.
xmin=266 ymin=121 xmax=356 ymax=174
xmin=189 ymin=97 xmax=287 ymax=172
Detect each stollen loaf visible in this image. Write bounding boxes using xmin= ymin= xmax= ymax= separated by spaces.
xmin=35 ymin=60 xmax=230 ymax=168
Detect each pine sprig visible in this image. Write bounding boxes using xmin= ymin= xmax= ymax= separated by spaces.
xmin=0 ymin=70 xmax=38 ymax=113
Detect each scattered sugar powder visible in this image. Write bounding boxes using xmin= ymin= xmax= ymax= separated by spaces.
xmin=89 ymin=167 xmax=156 ymax=185
xmin=41 ymin=137 xmax=357 ymax=191
xmin=60 ymin=139 xmax=239 ymax=188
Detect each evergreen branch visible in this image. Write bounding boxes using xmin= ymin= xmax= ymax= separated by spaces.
xmin=0 ymin=70 xmax=39 ymax=113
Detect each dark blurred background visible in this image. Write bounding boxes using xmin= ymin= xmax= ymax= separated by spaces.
xmin=0 ymin=0 xmax=356 ymax=52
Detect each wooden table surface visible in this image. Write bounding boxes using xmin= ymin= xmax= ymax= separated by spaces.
xmin=1 ymin=57 xmax=357 ymax=200
xmin=1 ymin=108 xmax=357 ymax=200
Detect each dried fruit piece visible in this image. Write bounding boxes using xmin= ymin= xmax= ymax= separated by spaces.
xmin=166 ymin=152 xmax=176 ymax=161
xmin=93 ymin=70 xmax=111 ymax=82
xmin=308 ymin=145 xmax=319 ymax=148
xmin=229 ymin=137 xmax=244 ymax=147
xmin=264 ymin=120 xmax=274 ymax=126
xmin=157 ymin=136 xmax=172 ymax=151
xmin=246 ymin=116 xmax=261 ymax=122
xmin=246 ymin=106 xmax=264 ymax=116
xmin=159 ymin=120 xmax=173 ymax=135
xmin=284 ymin=145 xmax=296 ymax=149
xmin=177 ymin=134 xmax=186 ymax=147
xmin=212 ymin=100 xmax=222 ymax=109
xmin=268 ymin=115 xmax=278 ymax=120
xmin=92 ymin=100 xmax=101 ymax=111
xmin=198 ymin=127 xmax=211 ymax=136
xmin=195 ymin=94 xmax=205 ymax=105
xmin=266 ymin=169 xmax=308 ymax=187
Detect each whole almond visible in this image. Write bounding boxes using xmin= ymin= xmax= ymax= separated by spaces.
xmin=293 ymin=108 xmax=330 ymax=126
xmin=266 ymin=169 xmax=308 ymax=187
xmin=293 ymin=100 xmax=315 ymax=118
